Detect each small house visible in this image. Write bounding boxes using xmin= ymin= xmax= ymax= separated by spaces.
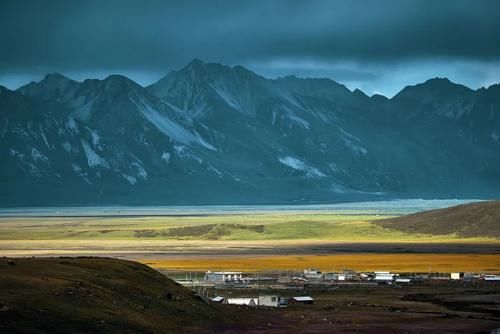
xmin=209 ymin=296 xmax=225 ymax=303
xmin=225 ymin=298 xmax=257 ymax=307
xmin=463 ymin=272 xmax=474 ymax=282
xmin=288 ymin=277 xmax=308 ymax=286
xmin=303 ymin=269 xmax=323 ymax=280
xmin=324 ymin=272 xmax=346 ymax=281
xmin=374 ymin=272 xmax=395 ymax=282
xmin=289 ymin=296 xmax=314 ymax=305
xmin=205 ymin=271 xmax=243 ymax=282
xmin=395 ymin=278 xmax=411 ymax=283
xmin=258 ymin=295 xmax=279 ymax=307
xmin=342 ymin=270 xmax=357 ymax=280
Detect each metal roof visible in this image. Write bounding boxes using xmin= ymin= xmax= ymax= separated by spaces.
xmin=226 ymin=298 xmax=257 ymax=305
xmin=210 ymin=296 xmax=224 ymax=302
xmin=292 ymin=296 xmax=314 ymax=301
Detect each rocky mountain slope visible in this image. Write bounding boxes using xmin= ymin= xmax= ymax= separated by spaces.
xmin=1 ymin=60 xmax=499 ymax=205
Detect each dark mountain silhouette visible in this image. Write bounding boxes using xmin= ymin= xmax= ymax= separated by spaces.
xmin=1 ymin=60 xmax=499 ymax=205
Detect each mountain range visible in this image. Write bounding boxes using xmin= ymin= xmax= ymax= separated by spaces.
xmin=1 ymin=59 xmax=499 ymax=206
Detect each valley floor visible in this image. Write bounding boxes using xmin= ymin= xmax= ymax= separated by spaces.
xmin=1 ymin=257 xmax=499 ymax=334
xmin=0 ymin=211 xmax=499 ymax=273
xmin=214 ymin=284 xmax=500 ymax=334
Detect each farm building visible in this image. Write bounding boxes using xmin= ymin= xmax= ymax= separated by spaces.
xmin=258 ymin=295 xmax=279 ymax=307
xmin=279 ymin=298 xmax=288 ymax=307
xmin=222 ymin=296 xmax=280 ymax=307
xmin=288 ymin=277 xmax=308 ymax=286
xmin=374 ymin=272 xmax=395 ymax=281
xmin=209 ymin=296 xmax=225 ymax=303
xmin=342 ymin=270 xmax=357 ymax=280
xmin=303 ymin=269 xmax=323 ymax=280
xmin=225 ymin=298 xmax=257 ymax=307
xmin=395 ymin=278 xmax=411 ymax=283
xmin=324 ymin=272 xmax=346 ymax=281
xmin=204 ymin=271 xmax=243 ymax=282
xmin=463 ymin=272 xmax=475 ymax=282
xmin=359 ymin=273 xmax=370 ymax=280
xmin=484 ymin=275 xmax=500 ymax=281
xmin=289 ymin=296 xmax=314 ymax=305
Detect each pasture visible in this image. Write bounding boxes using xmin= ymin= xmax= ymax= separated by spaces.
xmin=0 ymin=213 xmax=495 ymax=242
xmin=1 ymin=212 xmax=498 ymax=273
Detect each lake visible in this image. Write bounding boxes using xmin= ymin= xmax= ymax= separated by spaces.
xmin=0 ymin=198 xmax=483 ymax=217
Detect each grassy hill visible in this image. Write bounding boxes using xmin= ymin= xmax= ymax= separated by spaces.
xmin=0 ymin=257 xmax=229 ymax=333
xmin=375 ymin=200 xmax=500 ymax=238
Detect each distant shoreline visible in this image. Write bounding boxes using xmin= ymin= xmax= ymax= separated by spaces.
xmin=0 ymin=199 xmax=483 ymax=217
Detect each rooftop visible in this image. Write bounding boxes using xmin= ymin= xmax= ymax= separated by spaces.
xmin=292 ymin=296 xmax=314 ymax=301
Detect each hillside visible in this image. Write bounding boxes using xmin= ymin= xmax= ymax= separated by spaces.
xmin=1 ymin=60 xmax=500 ymax=205
xmin=0 ymin=257 xmax=228 ymax=333
xmin=375 ymin=200 xmax=500 ymax=238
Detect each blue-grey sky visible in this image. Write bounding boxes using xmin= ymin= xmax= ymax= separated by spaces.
xmin=1 ymin=0 xmax=500 ymax=97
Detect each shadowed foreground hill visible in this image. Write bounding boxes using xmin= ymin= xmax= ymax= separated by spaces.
xmin=1 ymin=257 xmax=500 ymax=333
xmin=375 ymin=200 xmax=500 ymax=238
xmin=0 ymin=257 xmax=228 ymax=334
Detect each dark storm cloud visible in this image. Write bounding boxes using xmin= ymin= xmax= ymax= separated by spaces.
xmin=1 ymin=0 xmax=500 ymax=95
xmin=2 ymin=0 xmax=500 ymax=70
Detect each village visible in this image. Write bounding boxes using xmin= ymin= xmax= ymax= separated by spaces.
xmin=169 ymin=268 xmax=500 ymax=308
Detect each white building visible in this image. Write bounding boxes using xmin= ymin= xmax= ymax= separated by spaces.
xmin=204 ymin=271 xmax=243 ymax=282
xmin=359 ymin=273 xmax=370 ymax=280
xmin=258 ymin=295 xmax=279 ymax=307
xmin=225 ymin=298 xmax=257 ymax=307
xmin=450 ymin=272 xmax=461 ymax=280
xmin=209 ymin=296 xmax=225 ymax=303
xmin=395 ymin=278 xmax=411 ymax=283
xmin=484 ymin=274 xmax=500 ymax=281
xmin=303 ymin=269 xmax=323 ymax=280
xmin=222 ymin=295 xmax=280 ymax=307
xmin=374 ymin=272 xmax=395 ymax=281
xmin=342 ymin=270 xmax=357 ymax=280
xmin=324 ymin=272 xmax=346 ymax=281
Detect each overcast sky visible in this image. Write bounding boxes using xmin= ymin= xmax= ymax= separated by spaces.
xmin=1 ymin=0 xmax=500 ymax=97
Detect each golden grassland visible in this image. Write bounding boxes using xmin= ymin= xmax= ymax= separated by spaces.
xmin=1 ymin=213 xmax=499 ymax=273
xmin=140 ymin=253 xmax=500 ymax=273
